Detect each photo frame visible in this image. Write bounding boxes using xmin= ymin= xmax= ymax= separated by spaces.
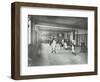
xmin=11 ymin=2 xmax=98 ymax=80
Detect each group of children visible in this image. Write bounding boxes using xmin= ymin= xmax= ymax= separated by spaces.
xmin=50 ymin=38 xmax=76 ymax=55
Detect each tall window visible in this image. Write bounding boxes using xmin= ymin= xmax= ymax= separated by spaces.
xmin=28 ymin=17 xmax=31 ymax=44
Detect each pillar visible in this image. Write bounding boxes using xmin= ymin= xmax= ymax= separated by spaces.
xmin=73 ymin=31 xmax=75 ymax=40
xmin=31 ymin=18 xmax=37 ymax=45
xmin=64 ymin=32 xmax=68 ymax=39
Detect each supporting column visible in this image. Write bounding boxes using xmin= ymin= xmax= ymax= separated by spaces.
xmin=31 ymin=18 xmax=37 ymax=45
xmin=70 ymin=32 xmax=73 ymax=41
xmin=76 ymin=29 xmax=78 ymax=46
xmin=73 ymin=31 xmax=75 ymax=40
xmin=64 ymin=32 xmax=68 ymax=40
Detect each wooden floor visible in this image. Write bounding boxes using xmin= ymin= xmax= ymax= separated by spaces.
xmin=28 ymin=43 xmax=88 ymax=66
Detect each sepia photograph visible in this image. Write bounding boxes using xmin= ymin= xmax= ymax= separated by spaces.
xmin=28 ymin=15 xmax=88 ymax=66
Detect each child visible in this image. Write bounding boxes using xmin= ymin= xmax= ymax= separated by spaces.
xmin=51 ymin=39 xmax=57 ymax=53
xmin=71 ymin=40 xmax=76 ymax=55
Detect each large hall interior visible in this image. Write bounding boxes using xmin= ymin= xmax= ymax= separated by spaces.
xmin=28 ymin=15 xmax=88 ymax=66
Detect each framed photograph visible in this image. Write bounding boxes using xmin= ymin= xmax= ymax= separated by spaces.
xmin=11 ymin=2 xmax=98 ymax=80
